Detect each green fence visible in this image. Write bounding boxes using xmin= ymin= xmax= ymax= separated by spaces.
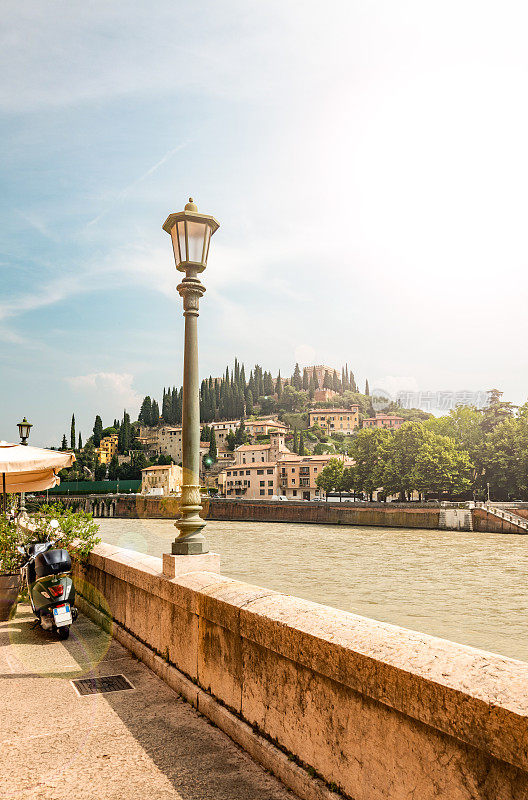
xmin=46 ymin=480 xmax=140 ymax=496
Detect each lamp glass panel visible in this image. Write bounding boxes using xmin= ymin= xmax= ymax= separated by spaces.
xmin=171 ymin=230 xmax=182 ymax=266
xmin=177 ymin=221 xmax=187 ymax=263
xmin=201 ymin=226 xmax=211 ymax=265
xmin=186 ymin=220 xmax=207 ymax=263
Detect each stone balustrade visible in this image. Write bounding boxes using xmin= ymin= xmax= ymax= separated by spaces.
xmin=74 ymin=542 xmax=528 ymax=800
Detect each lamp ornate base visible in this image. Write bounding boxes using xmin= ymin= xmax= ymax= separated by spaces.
xmin=173 ymin=484 xmax=208 ymax=554
xmin=162 ymin=552 xmax=220 ymax=579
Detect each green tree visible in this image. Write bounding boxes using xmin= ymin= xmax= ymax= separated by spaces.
xmin=298 ymin=430 xmax=305 ymax=456
xmin=291 ymin=363 xmax=302 ymax=390
xmin=275 ymin=371 xmax=282 ymax=399
xmin=108 ymin=454 xmax=120 ymax=481
xmin=150 ymin=400 xmax=160 ymax=427
xmin=78 ymin=432 xmax=83 ymax=450
xmin=70 ymin=414 xmax=76 ymax=450
xmin=208 ymin=429 xmax=217 ymax=463
xmin=61 ymin=434 xmax=67 ymax=450
xmin=245 ymin=389 xmax=253 ymax=416
xmin=93 ymin=415 xmax=103 ymax=447
xmin=316 ymin=458 xmax=344 ymax=496
xmin=138 ymin=396 xmax=152 ymax=426
xmin=348 ymin=428 xmax=392 ymax=500
xmin=95 ymin=462 xmax=107 ymax=481
xmin=364 ymin=379 xmax=370 ymax=396
xmin=280 ymin=385 xmax=308 ymax=412
xmin=323 ymin=371 xmax=333 ymax=390
xmin=292 ymin=429 xmax=298 ymax=453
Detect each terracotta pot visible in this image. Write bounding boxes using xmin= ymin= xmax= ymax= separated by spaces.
xmin=0 ymin=574 xmax=21 ymax=621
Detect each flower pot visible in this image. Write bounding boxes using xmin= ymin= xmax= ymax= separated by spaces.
xmin=0 ymin=574 xmax=21 ymax=621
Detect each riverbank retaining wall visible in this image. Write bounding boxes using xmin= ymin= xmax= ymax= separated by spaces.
xmin=74 ymin=542 xmax=528 ymax=800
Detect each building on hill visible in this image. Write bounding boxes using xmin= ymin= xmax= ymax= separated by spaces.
xmin=141 ymin=464 xmax=182 ymax=496
xmin=208 ymin=420 xmax=241 ymax=446
xmin=362 ymin=413 xmax=404 ymax=430
xmin=279 ymin=453 xmax=353 ymax=501
xmin=96 ymin=434 xmax=118 ymax=464
xmin=244 ymin=418 xmax=289 ymax=437
xmin=313 ymin=389 xmax=339 ymax=403
xmin=234 ymin=431 xmax=289 ymax=465
xmin=303 ymin=365 xmax=340 ymax=388
xmin=309 ymin=407 xmax=359 ymax=434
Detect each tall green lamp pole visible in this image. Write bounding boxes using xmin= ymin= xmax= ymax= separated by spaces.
xmin=163 ymin=199 xmax=219 ymax=555
xmin=17 ymin=417 xmax=32 ymax=513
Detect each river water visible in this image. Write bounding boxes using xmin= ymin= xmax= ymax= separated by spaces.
xmin=96 ymin=518 xmax=527 ymax=663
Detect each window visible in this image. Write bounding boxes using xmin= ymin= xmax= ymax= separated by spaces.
xmin=268 ymin=480 xmax=273 ymax=486
xmin=268 ymin=489 xmax=273 ymax=495
xmin=257 ymin=469 xmax=264 ymax=475
xmin=246 ymin=470 xmax=250 ymax=475
xmin=260 ymin=480 xmax=265 ymax=486
xmin=292 ymin=490 xmax=297 ymax=496
xmin=291 ymin=467 xmax=296 ymax=473
xmin=260 ymin=490 xmax=265 ymax=496
xmin=292 ymin=479 xmax=296 ymax=485
xmin=267 ymin=469 xmax=273 ymax=474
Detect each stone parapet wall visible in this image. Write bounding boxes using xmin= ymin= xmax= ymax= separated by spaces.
xmin=472 ymin=508 xmax=528 ymax=534
xmin=74 ymin=542 xmax=528 ymax=800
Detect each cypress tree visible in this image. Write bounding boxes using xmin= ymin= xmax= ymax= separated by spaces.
xmin=332 ymin=372 xmax=340 ymax=393
xmin=70 ymin=414 xmax=76 ymax=450
xmin=245 ymin=389 xmax=253 ymax=416
xmin=299 ymin=430 xmax=305 ymax=456
xmin=162 ymin=388 xmax=171 ymax=422
xmin=208 ymin=429 xmax=217 ymax=462
xmin=293 ymin=429 xmax=299 ymax=454
xmin=312 ymin=367 xmax=319 ymax=390
xmin=365 ymin=379 xmax=370 ymax=396
xmin=350 ymin=372 xmax=357 ymax=392
xmin=263 ymin=370 xmax=274 ymax=395
xmin=78 ymin=432 xmax=83 ymax=450
xmin=150 ymin=400 xmax=160 ymax=426
xmin=302 ymin=369 xmax=309 ymax=391
xmin=323 ymin=371 xmax=333 ymax=390
xmin=138 ymin=397 xmax=152 ymax=426
xmin=275 ymin=371 xmax=282 ymax=399
xmin=292 ymin=363 xmax=302 ymax=390
xmin=93 ymin=415 xmax=103 ymax=447
xmin=61 ymin=434 xmax=67 ymax=450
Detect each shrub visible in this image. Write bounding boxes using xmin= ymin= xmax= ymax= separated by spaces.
xmin=30 ymin=503 xmax=100 ymax=562
xmin=0 ymin=516 xmax=26 ymax=574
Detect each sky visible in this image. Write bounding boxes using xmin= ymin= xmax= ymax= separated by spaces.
xmin=1 ymin=0 xmax=528 ymax=446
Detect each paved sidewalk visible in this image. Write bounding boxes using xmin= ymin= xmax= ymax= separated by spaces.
xmin=0 ymin=605 xmax=294 ymax=800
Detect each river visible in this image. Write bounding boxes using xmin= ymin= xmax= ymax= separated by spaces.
xmin=96 ymin=518 xmax=527 ymax=663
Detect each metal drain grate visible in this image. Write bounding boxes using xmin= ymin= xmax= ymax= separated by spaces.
xmin=71 ymin=674 xmax=135 ymax=696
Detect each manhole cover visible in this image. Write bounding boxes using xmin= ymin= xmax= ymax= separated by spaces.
xmin=71 ymin=675 xmax=135 ymax=696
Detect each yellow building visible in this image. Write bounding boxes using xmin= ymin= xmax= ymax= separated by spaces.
xmin=309 ymin=407 xmax=359 ymax=435
xmin=96 ymin=434 xmax=118 ymax=464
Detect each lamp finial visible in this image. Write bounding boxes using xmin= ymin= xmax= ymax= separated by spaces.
xmin=185 ymin=197 xmax=198 ymax=212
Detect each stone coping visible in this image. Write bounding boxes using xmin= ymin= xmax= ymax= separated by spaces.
xmin=80 ymin=541 xmax=528 ymax=772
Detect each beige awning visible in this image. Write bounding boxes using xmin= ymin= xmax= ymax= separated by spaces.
xmin=0 ymin=441 xmax=75 ymax=493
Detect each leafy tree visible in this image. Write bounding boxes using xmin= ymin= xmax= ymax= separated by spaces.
xmin=70 ymin=414 xmax=76 ymax=450
xmin=259 ymin=396 xmax=278 ymax=416
xmin=93 ymin=415 xmax=103 ymax=447
xmin=280 ymin=385 xmax=308 ymax=412
xmin=226 ymin=430 xmax=237 ymax=451
xmin=95 ymin=462 xmax=107 ymax=481
xmin=235 ymin=420 xmax=248 ymax=446
xmin=316 ymin=458 xmax=345 ymax=495
xmin=348 ymin=428 xmax=392 ymax=500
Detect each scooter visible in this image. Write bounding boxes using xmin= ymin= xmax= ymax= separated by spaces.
xmin=18 ymin=520 xmax=78 ymax=640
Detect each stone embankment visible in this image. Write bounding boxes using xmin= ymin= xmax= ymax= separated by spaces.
xmin=74 ymin=542 xmax=528 ymax=800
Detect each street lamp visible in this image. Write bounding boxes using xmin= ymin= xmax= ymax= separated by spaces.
xmin=163 ymin=198 xmax=219 ymax=555
xmin=17 ymin=417 xmax=32 ymax=445
xmin=17 ymin=417 xmax=32 ymax=512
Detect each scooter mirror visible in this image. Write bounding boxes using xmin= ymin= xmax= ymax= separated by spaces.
xmin=16 ymin=546 xmax=25 ymax=555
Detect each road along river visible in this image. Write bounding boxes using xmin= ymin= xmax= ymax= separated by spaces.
xmin=96 ymin=518 xmax=527 ymax=663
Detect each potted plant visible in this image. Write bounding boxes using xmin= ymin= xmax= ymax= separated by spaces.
xmin=0 ymin=515 xmax=26 ymax=621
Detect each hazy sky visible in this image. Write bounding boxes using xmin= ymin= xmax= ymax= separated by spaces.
xmin=1 ymin=1 xmax=527 ymax=445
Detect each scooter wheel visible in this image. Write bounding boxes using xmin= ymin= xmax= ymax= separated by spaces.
xmin=57 ymin=626 xmax=70 ymax=640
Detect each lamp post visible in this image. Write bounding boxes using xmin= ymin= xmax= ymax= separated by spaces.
xmin=17 ymin=417 xmax=32 ymax=513
xmin=163 ymin=198 xmax=219 ymax=555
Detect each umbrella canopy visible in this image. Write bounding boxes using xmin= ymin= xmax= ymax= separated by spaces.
xmin=0 ymin=441 xmax=75 ymax=493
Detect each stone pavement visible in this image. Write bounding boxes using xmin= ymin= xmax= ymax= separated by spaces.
xmin=0 ymin=605 xmax=295 ymax=800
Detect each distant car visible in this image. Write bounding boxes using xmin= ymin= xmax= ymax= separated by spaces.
xmin=270 ymin=495 xmax=289 ymax=501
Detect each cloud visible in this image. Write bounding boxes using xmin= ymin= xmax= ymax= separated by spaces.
xmin=66 ymin=372 xmax=142 ymax=412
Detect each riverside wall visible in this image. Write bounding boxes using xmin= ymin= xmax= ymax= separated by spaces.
xmin=74 ymin=542 xmax=528 ymax=800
